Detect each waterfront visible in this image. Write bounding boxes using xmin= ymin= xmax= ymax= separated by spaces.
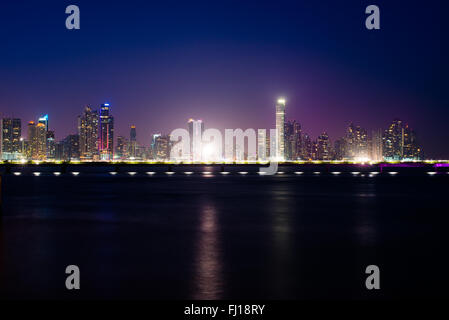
xmin=1 ymin=172 xmax=448 ymax=299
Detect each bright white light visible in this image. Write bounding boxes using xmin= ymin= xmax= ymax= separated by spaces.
xmin=294 ymin=172 xmax=303 ymax=175
xmin=110 ymin=172 xmax=117 ymax=175
xmin=427 ymin=172 xmax=437 ymax=176
xmin=239 ymin=172 xmax=248 ymax=175
xmin=184 ymin=172 xmax=193 ymax=175
xmin=13 ymin=172 xmax=21 ymax=176
xmin=314 ymin=172 xmax=321 ymax=175
xmin=389 ymin=172 xmax=398 ymax=175
xmin=202 ymin=143 xmax=216 ymax=161
xmin=146 ymin=172 xmax=155 ymax=175
xmin=128 ymin=172 xmax=137 ymax=176
xmin=72 ymin=172 xmax=80 ymax=176
xmin=277 ymin=98 xmax=286 ymax=104
xmin=220 ymin=172 xmax=230 ymax=175
xmin=332 ymin=172 xmax=341 ymax=175
xmin=258 ymin=172 xmax=266 ymax=175
xmin=371 ymin=172 xmax=379 ymax=175
xmin=351 ymin=172 xmax=360 ymax=175
xmin=166 ymin=172 xmax=175 ymax=175
xmin=54 ymin=172 xmax=61 ymax=176
xmin=20 ymin=159 xmax=26 ymax=164
xmin=277 ymin=172 xmax=285 ymax=175
xmin=33 ymin=172 xmax=41 ymax=176
xmin=203 ymin=171 xmax=213 ymax=175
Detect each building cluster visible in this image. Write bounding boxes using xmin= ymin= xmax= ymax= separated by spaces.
xmin=0 ymin=99 xmax=422 ymax=162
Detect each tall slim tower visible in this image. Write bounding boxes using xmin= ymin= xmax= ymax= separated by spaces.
xmin=99 ymin=103 xmax=114 ymax=160
xmin=130 ymin=125 xmax=137 ymax=158
xmin=187 ymin=119 xmax=204 ymax=161
xmin=275 ymin=98 xmax=286 ymax=160
xmin=78 ymin=106 xmax=99 ymax=160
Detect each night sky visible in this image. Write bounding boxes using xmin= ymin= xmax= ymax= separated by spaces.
xmin=0 ymin=0 xmax=448 ymax=158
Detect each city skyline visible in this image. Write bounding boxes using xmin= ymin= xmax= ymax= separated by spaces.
xmin=0 ymin=98 xmax=425 ymax=162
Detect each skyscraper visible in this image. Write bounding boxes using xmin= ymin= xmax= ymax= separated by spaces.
xmin=317 ymin=132 xmax=331 ymax=160
xmin=383 ymin=119 xmax=403 ymax=161
xmin=1 ymin=118 xmax=21 ymax=160
xmin=257 ymin=129 xmax=267 ymax=161
xmin=78 ymin=106 xmax=99 ymax=161
xmin=29 ymin=122 xmax=47 ymax=160
xmin=275 ymin=98 xmax=286 ymax=160
xmin=46 ymin=130 xmax=56 ymax=160
xmin=152 ymin=134 xmax=170 ymax=160
xmin=285 ymin=120 xmax=301 ymax=160
xmin=187 ymin=119 xmax=204 ymax=161
xmin=345 ymin=123 xmax=368 ymax=160
xmin=129 ymin=125 xmax=137 ymax=158
xmin=99 ymin=103 xmax=114 ymax=160
xmin=371 ymin=129 xmax=383 ymax=161
xmin=116 ymin=135 xmax=129 ymax=160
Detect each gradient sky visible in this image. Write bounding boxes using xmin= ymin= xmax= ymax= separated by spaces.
xmin=0 ymin=0 xmax=448 ymax=157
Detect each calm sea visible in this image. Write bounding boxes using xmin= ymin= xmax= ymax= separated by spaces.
xmin=1 ymin=172 xmax=448 ymax=299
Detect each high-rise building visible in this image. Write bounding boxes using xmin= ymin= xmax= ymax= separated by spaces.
xmin=78 ymin=106 xmax=99 ymax=160
xmin=371 ymin=129 xmax=383 ymax=161
xmin=334 ymin=138 xmax=347 ymax=160
xmin=1 ymin=118 xmax=21 ymax=160
xmin=345 ymin=123 xmax=368 ymax=160
xmin=301 ymin=133 xmax=313 ymax=160
xmin=116 ymin=136 xmax=129 ymax=160
xmin=257 ymin=129 xmax=267 ymax=161
xmin=187 ymin=119 xmax=204 ymax=161
xmin=46 ymin=130 xmax=56 ymax=160
xmin=99 ymin=103 xmax=114 ymax=160
xmin=59 ymin=134 xmax=80 ymax=161
xmin=29 ymin=122 xmax=47 ymax=160
xmin=129 ymin=125 xmax=137 ymax=158
xmin=275 ymin=98 xmax=286 ymax=160
xmin=383 ymin=119 xmax=403 ymax=161
xmin=151 ymin=134 xmax=170 ymax=160
xmin=317 ymin=132 xmax=331 ymax=160
xmin=402 ymin=124 xmax=421 ymax=160
xmin=285 ymin=120 xmax=301 ymax=160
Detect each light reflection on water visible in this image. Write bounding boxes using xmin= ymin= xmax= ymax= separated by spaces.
xmin=192 ymin=201 xmax=223 ymax=299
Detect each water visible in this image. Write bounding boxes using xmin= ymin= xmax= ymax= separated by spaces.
xmin=1 ymin=172 xmax=448 ymax=299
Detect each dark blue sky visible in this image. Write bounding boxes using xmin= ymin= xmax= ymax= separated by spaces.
xmin=0 ymin=0 xmax=448 ymax=157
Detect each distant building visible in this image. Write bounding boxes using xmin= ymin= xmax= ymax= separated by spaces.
xmin=129 ymin=125 xmax=137 ymax=158
xmin=188 ymin=119 xmax=204 ymax=161
xmin=46 ymin=130 xmax=56 ymax=160
xmin=257 ymin=129 xmax=267 ymax=161
xmin=152 ymin=134 xmax=170 ymax=160
xmin=1 ymin=118 xmax=21 ymax=160
xmin=285 ymin=120 xmax=301 ymax=160
xmin=275 ymin=98 xmax=286 ymax=160
xmin=60 ymin=134 xmax=80 ymax=161
xmin=99 ymin=103 xmax=114 ymax=160
xmin=116 ymin=135 xmax=129 ymax=160
xmin=334 ymin=138 xmax=347 ymax=160
xmin=345 ymin=123 xmax=368 ymax=160
xmin=317 ymin=132 xmax=331 ymax=160
xmin=371 ymin=129 xmax=383 ymax=161
xmin=78 ymin=106 xmax=99 ymax=161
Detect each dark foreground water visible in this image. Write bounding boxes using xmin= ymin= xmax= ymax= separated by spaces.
xmin=1 ymin=172 xmax=448 ymax=299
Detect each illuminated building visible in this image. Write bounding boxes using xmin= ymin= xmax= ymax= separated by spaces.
xmin=152 ymin=134 xmax=170 ymax=160
xmin=78 ymin=106 xmax=99 ymax=160
xmin=188 ymin=119 xmax=204 ymax=161
xmin=129 ymin=125 xmax=137 ymax=158
xmin=301 ymin=133 xmax=313 ymax=160
xmin=383 ymin=119 xmax=403 ymax=161
xmin=317 ymin=132 xmax=331 ymax=160
xmin=46 ymin=130 xmax=56 ymax=160
xmin=99 ymin=103 xmax=114 ymax=160
xmin=371 ymin=129 xmax=383 ymax=161
xmin=285 ymin=120 xmax=301 ymax=160
xmin=28 ymin=122 xmax=47 ymax=160
xmin=275 ymin=98 xmax=286 ymax=160
xmin=1 ymin=118 xmax=21 ymax=160
xmin=402 ymin=124 xmax=421 ymax=160
xmin=116 ymin=135 xmax=129 ymax=160
xmin=345 ymin=123 xmax=368 ymax=160
xmin=257 ymin=129 xmax=267 ymax=161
